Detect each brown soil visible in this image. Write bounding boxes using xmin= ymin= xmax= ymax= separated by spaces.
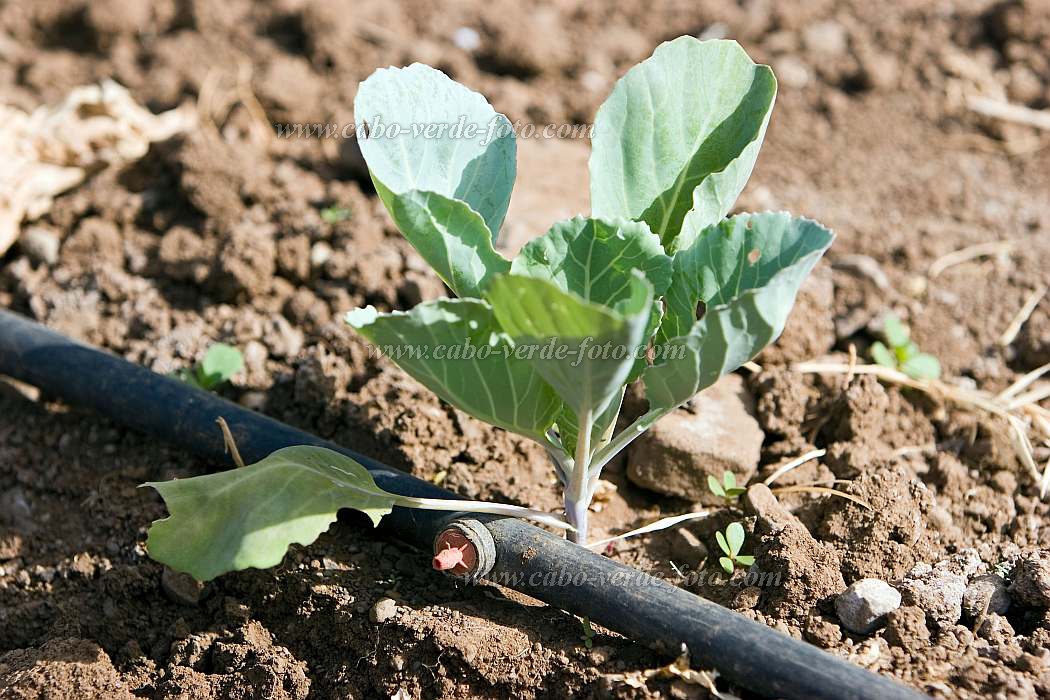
xmin=2 ymin=0 xmax=1050 ymax=698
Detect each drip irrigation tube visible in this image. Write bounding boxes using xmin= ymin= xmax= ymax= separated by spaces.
xmin=0 ymin=310 xmax=926 ymax=700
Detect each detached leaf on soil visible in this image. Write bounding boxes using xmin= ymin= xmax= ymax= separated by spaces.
xmin=144 ymin=446 xmax=395 ymax=581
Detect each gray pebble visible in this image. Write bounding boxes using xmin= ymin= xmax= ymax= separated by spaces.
xmin=963 ymin=573 xmax=1010 ymax=617
xmin=835 ymin=578 xmax=902 ymax=634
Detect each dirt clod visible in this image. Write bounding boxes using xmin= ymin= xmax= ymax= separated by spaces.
xmin=0 ymin=638 xmax=135 ymax=700
xmin=897 ymin=550 xmax=981 ymax=631
xmin=744 ymin=484 xmax=846 ymax=621
xmin=1009 ymin=549 xmax=1050 ymax=608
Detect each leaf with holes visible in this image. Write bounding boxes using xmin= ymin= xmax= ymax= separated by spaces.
xmin=644 ymin=213 xmax=833 ymax=410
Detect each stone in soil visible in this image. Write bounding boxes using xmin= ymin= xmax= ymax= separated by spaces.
xmin=370 ymin=597 xmax=398 ymax=624
xmin=1009 ymin=549 xmax=1050 ymax=608
xmin=668 ymin=527 xmax=708 ymax=570
xmin=834 ymin=578 xmax=902 ymax=634
xmin=161 ymin=567 xmax=205 ymax=606
xmin=962 ymin=573 xmax=1010 ymax=618
xmin=627 ymin=374 xmax=763 ymax=501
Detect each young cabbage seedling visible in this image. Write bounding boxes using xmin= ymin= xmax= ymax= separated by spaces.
xmin=175 ymin=343 xmax=244 ymax=392
xmin=143 ymin=37 xmax=834 ymax=581
xmin=870 ymin=313 xmax=940 ymax=380
xmin=707 ymin=472 xmax=747 ymax=503
xmin=716 ymin=522 xmax=754 ymax=575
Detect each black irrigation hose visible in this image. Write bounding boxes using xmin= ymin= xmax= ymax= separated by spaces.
xmin=0 ymin=310 xmax=926 ymax=700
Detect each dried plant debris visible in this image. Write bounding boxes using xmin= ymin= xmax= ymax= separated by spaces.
xmin=0 ymin=80 xmax=195 ymax=255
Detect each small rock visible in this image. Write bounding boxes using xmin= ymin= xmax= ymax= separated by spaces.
xmin=162 ymin=567 xmax=204 ymax=606
xmin=310 ymin=241 xmax=333 ymax=268
xmin=370 ymin=597 xmax=398 ymax=624
xmin=834 ymin=578 xmax=902 ymax=634
xmin=627 ymin=375 xmax=763 ymax=499
xmin=774 ymin=56 xmax=811 ymax=89
xmin=963 ymin=573 xmax=1010 ymax=618
xmin=803 ymin=21 xmax=848 ymax=55
xmin=452 ymin=27 xmax=481 ymax=52
xmin=1009 ymin=549 xmax=1050 ymax=607
xmin=19 ymin=226 xmax=60 ymax=265
xmin=668 ymin=528 xmax=708 ymax=570
xmin=743 ymin=482 xmax=792 ymax=530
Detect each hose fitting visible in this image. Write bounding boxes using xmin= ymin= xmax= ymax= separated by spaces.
xmin=432 ymin=517 xmax=495 ymax=581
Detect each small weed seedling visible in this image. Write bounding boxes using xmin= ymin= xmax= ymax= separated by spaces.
xmin=174 ymin=343 xmax=244 ymax=392
xmin=320 ymin=205 xmax=352 ymax=223
xmin=716 ymin=522 xmax=754 ymax=575
xmin=707 ymin=471 xmax=746 ymax=503
xmin=143 ymin=37 xmax=834 ymax=582
xmin=870 ymin=313 xmax=940 ymax=380
xmin=579 ymin=617 xmax=596 ymax=649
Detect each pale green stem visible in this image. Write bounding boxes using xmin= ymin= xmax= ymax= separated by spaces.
xmin=392 ymin=494 xmax=573 ymax=532
xmin=587 ymin=407 xmax=669 ymax=483
xmin=566 ymin=410 xmax=593 ymax=545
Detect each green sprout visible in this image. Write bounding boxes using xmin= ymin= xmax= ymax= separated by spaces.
xmin=870 ymin=313 xmax=940 ymax=380
xmin=320 ymin=205 xmax=352 ymax=223
xmin=175 ymin=343 xmax=244 ymax=391
xmin=715 ymin=522 xmax=754 ymax=574
xmin=707 ymin=471 xmax=746 ymax=503
xmin=579 ymin=616 xmax=596 ymax=649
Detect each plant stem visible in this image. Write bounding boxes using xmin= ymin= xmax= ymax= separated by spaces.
xmin=588 ymin=407 xmax=668 ymax=482
xmin=567 ymin=411 xmax=593 ymax=545
xmin=391 ymin=494 xmax=574 ymax=531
